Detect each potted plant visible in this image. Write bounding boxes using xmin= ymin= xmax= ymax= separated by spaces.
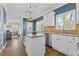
xmin=32 ymin=30 xmax=37 ymax=35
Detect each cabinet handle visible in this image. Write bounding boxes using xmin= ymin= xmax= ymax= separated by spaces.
xmin=76 ymin=41 xmax=79 ymax=49
xmin=56 ymin=39 xmax=61 ymax=40
xmin=72 ymin=38 xmax=75 ymax=40
xmin=70 ymin=41 xmax=72 ymax=43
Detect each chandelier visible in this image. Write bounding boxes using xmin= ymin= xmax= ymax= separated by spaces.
xmin=27 ymin=3 xmax=39 ymax=21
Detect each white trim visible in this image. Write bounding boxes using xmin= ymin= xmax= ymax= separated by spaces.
xmin=33 ymin=4 xmax=67 ymax=20
xmin=2 ymin=42 xmax=7 ymax=50
xmin=0 ymin=42 xmax=7 ymax=51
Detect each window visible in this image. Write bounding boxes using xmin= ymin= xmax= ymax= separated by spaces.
xmin=56 ymin=9 xmax=76 ymax=30
xmin=56 ymin=14 xmax=64 ymax=30
xmin=36 ymin=20 xmax=43 ymax=33
xmin=27 ymin=22 xmax=33 ymax=33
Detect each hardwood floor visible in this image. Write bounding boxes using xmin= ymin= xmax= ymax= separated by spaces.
xmin=0 ymin=38 xmax=27 ymax=56
xmin=0 ymin=37 xmax=66 ymax=56
xmin=45 ymin=46 xmax=66 ymax=56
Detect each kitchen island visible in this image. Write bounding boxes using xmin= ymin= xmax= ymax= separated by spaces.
xmin=23 ymin=33 xmax=45 ymax=56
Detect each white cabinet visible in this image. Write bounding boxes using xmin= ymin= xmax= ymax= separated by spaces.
xmin=62 ymin=36 xmax=69 ymax=54
xmin=52 ymin=34 xmax=68 ymax=55
xmin=52 ymin=35 xmax=68 ymax=54
xmin=57 ymin=35 xmax=67 ymax=53
xmin=68 ymin=37 xmax=79 ymax=55
xmin=23 ymin=35 xmax=45 ymax=56
xmin=68 ymin=37 xmax=76 ymax=55
xmin=54 ymin=35 xmax=63 ymax=51
xmin=52 ymin=34 xmax=79 ymax=56
xmin=48 ymin=34 xmax=53 ymax=46
xmin=52 ymin=34 xmax=63 ymax=52
xmin=44 ymin=12 xmax=55 ymax=27
xmin=52 ymin=34 xmax=58 ymax=49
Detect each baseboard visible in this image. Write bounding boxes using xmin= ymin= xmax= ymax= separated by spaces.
xmin=52 ymin=47 xmax=68 ymax=56
xmin=46 ymin=44 xmax=52 ymax=48
xmin=0 ymin=42 xmax=7 ymax=51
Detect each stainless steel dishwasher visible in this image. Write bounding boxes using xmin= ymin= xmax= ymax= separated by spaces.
xmin=45 ymin=33 xmax=52 ymax=47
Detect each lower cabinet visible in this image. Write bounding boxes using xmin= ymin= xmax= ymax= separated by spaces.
xmin=52 ymin=34 xmax=79 ymax=56
xmin=68 ymin=37 xmax=79 ymax=55
xmin=58 ymin=35 xmax=68 ymax=54
xmin=23 ymin=36 xmax=45 ymax=56
xmin=52 ymin=34 xmax=58 ymax=49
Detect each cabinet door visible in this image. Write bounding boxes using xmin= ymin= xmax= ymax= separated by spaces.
xmin=52 ymin=34 xmax=56 ymax=48
xmin=47 ymin=12 xmax=52 ymax=26
xmin=75 ymin=37 xmax=79 ymax=56
xmin=52 ymin=34 xmax=62 ymax=51
xmin=24 ymin=36 xmax=31 ymax=55
xmin=44 ymin=12 xmax=55 ymax=26
xmin=44 ymin=14 xmax=48 ymax=26
xmin=68 ymin=37 xmax=79 ymax=55
xmin=56 ymin=35 xmax=63 ymax=51
xmin=52 ymin=34 xmax=58 ymax=49
xmin=52 ymin=34 xmax=69 ymax=55
xmin=61 ymin=36 xmax=69 ymax=54
xmin=52 ymin=34 xmax=79 ymax=56
xmin=49 ymin=12 xmax=55 ymax=26
xmin=47 ymin=12 xmax=55 ymax=26
xmin=61 ymin=36 xmax=78 ymax=56
xmin=49 ymin=34 xmax=52 ymax=46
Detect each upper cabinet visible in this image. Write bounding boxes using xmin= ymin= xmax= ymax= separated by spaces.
xmin=43 ymin=12 xmax=55 ymax=27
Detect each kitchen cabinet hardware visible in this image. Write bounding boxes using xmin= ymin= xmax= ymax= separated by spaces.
xmin=72 ymin=38 xmax=75 ymax=40
xmin=52 ymin=34 xmax=79 ymax=56
xmin=56 ymin=39 xmax=61 ymax=40
xmin=76 ymin=41 xmax=79 ymax=49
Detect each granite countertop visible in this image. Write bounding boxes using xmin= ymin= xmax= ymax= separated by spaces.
xmin=45 ymin=32 xmax=79 ymax=37
xmin=25 ymin=33 xmax=44 ymax=38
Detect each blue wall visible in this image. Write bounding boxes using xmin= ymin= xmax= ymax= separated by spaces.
xmin=23 ymin=18 xmax=27 ymax=36
xmin=53 ymin=3 xmax=76 ymax=25
xmin=54 ymin=3 xmax=76 ymax=15
xmin=33 ymin=16 xmax=43 ymax=31
xmin=33 ymin=20 xmax=36 ymax=31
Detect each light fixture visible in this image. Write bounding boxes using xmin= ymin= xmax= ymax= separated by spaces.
xmin=29 ymin=4 xmax=32 ymax=12
xmin=26 ymin=3 xmax=33 ymax=21
xmin=26 ymin=3 xmax=40 ymax=21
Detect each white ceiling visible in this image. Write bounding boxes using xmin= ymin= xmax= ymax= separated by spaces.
xmin=4 ymin=3 xmax=27 ymax=18
xmin=32 ymin=3 xmax=65 ymax=19
xmin=4 ymin=3 xmax=65 ymax=22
